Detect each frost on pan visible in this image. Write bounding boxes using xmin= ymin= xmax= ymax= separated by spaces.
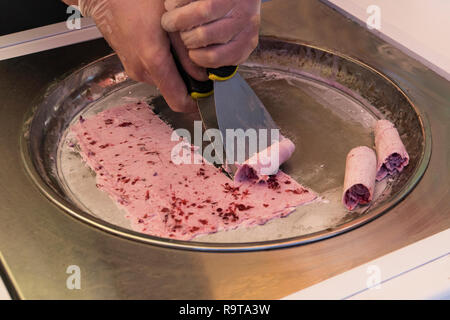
xmin=71 ymin=102 xmax=317 ymax=240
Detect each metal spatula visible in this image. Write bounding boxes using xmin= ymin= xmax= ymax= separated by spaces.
xmin=172 ymin=54 xmax=279 ymax=177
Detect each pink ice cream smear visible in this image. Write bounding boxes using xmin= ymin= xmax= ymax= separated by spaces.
xmin=71 ymin=103 xmax=317 ymax=240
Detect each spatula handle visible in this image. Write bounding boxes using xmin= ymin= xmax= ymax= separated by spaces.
xmin=171 ymin=46 xmax=214 ymax=99
xmin=207 ymin=66 xmax=239 ymax=81
xmin=171 ymin=47 xmax=238 ymax=99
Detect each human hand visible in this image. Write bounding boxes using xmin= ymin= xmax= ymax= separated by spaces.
xmin=161 ymin=0 xmax=262 ymax=68
xmin=67 ymin=0 xmax=209 ymax=112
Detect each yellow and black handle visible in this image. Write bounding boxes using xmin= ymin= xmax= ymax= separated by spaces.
xmin=171 ymin=47 xmax=238 ymax=99
xmin=207 ymin=65 xmax=239 ymax=82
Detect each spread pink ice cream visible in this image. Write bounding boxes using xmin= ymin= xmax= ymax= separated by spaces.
xmin=71 ymin=102 xmax=317 ymax=240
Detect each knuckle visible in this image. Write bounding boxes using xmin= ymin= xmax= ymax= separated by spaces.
xmin=217 ymin=28 xmax=232 ymax=44
xmin=173 ymin=17 xmax=185 ymax=32
xmin=162 ymin=12 xmax=184 ymax=32
xmin=161 ymin=13 xmax=176 ymax=32
xmin=190 ymin=49 xmax=219 ymax=68
xmin=195 ymin=27 xmax=210 ymax=47
xmin=179 ymin=31 xmax=190 ymax=45
xmin=205 ymin=50 xmax=220 ymax=67
xmin=164 ymin=0 xmax=176 ymax=11
xmin=199 ymin=1 xmax=212 ymax=20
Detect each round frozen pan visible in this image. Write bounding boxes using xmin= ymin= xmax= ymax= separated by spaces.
xmin=21 ymin=38 xmax=430 ymax=251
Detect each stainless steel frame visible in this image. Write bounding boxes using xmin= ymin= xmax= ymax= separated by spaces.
xmin=22 ymin=39 xmax=430 ymax=252
xmin=0 ymin=0 xmax=448 ymax=299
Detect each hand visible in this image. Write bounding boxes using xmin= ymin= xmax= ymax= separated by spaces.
xmin=67 ymin=0 xmax=209 ymax=112
xmin=161 ymin=0 xmax=261 ymax=68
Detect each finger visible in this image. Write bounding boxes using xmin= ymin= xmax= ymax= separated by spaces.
xmin=124 ymin=53 xmax=196 ymax=113
xmin=155 ymin=60 xmax=197 ymax=113
xmin=164 ymin=0 xmax=194 ymax=11
xmin=188 ymin=18 xmax=260 ymax=68
xmin=118 ymin=54 xmax=156 ymax=86
xmin=180 ymin=16 xmax=246 ymax=49
xmin=169 ymin=32 xmax=209 ymax=81
xmin=141 ymin=49 xmax=197 ymax=113
xmin=161 ymin=0 xmax=235 ymax=33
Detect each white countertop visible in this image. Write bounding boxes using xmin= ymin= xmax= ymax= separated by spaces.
xmin=0 ymin=277 xmax=10 ymax=300
xmin=284 ymin=229 xmax=450 ymax=300
xmin=326 ymin=0 xmax=450 ymax=81
xmin=0 ymin=252 xmax=11 ymax=300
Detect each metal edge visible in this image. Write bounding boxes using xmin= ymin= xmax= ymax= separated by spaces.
xmin=0 ymin=251 xmax=24 ymax=300
xmin=19 ymin=38 xmax=432 ymax=253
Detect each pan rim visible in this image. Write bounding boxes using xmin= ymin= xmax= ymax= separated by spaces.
xmin=20 ymin=36 xmax=432 ymax=252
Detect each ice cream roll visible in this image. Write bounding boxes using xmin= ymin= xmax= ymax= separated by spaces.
xmin=374 ymin=120 xmax=409 ymax=181
xmin=234 ymin=137 xmax=295 ymax=183
xmin=342 ymin=146 xmax=377 ymax=211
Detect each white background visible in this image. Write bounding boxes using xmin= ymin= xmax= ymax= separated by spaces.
xmin=0 ymin=0 xmax=449 ymax=300
xmin=327 ymin=0 xmax=450 ymax=80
